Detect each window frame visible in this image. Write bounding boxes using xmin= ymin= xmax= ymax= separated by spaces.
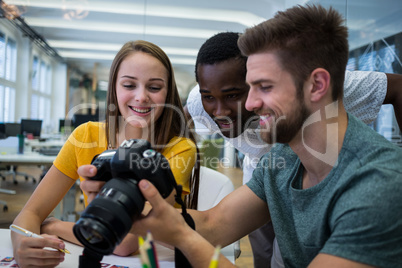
xmin=30 ymin=51 xmax=53 ymax=129
xmin=0 ymin=30 xmax=17 ymax=122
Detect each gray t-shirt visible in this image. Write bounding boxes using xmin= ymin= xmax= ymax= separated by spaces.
xmin=247 ymin=115 xmax=402 ymax=268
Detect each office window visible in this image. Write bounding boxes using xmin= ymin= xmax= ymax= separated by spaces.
xmin=346 ymin=57 xmax=356 ymax=71
xmin=6 ymin=38 xmax=17 ymax=81
xmin=32 ymin=56 xmax=39 ymax=90
xmin=0 ymin=31 xmax=17 ymax=122
xmin=0 ymin=85 xmax=16 ymax=122
xmin=31 ymin=93 xmax=51 ymax=123
xmin=30 ymin=94 xmax=38 ymax=119
xmin=30 ymin=54 xmax=52 ymax=129
xmin=349 ymin=33 xmax=401 ymax=74
xmin=348 ymin=32 xmax=402 ymax=146
xmin=45 ymin=65 xmax=51 ymax=94
xmin=39 ymin=61 xmax=47 ymax=93
xmin=0 ymin=33 xmax=17 ymax=81
xmin=358 ymin=50 xmax=377 ymax=71
xmin=0 ymin=32 xmax=5 ymax=78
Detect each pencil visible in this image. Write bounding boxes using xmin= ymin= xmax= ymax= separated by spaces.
xmin=209 ymin=245 xmax=221 ymax=268
xmin=145 ymin=232 xmax=159 ymax=268
xmin=139 ymin=236 xmax=151 ymax=268
xmin=10 ymin=224 xmax=70 ymax=254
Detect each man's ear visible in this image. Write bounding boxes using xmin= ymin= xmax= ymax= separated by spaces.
xmin=307 ymin=68 xmax=330 ymax=103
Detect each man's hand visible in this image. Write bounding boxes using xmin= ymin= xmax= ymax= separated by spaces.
xmin=77 ymin=165 xmax=105 ymax=204
xmin=132 ymin=180 xmax=236 ymax=268
xmin=131 ymin=180 xmax=191 ymax=247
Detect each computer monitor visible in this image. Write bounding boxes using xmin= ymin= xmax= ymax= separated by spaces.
xmin=4 ymin=123 xmax=21 ymax=137
xmin=59 ymin=119 xmax=74 ymax=134
xmin=20 ymin=119 xmax=42 ymax=138
xmin=0 ymin=123 xmax=5 ymax=139
xmin=73 ymin=114 xmax=98 ymax=128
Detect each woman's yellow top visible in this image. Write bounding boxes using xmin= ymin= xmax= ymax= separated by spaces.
xmin=53 ymin=122 xmax=196 ymax=206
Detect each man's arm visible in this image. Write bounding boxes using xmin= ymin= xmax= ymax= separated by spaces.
xmin=131 ymin=180 xmax=269 ymax=267
xmin=383 ymin=73 xmax=402 ymax=130
xmin=189 ymin=185 xmax=270 ymax=247
xmin=131 ymin=180 xmax=234 ymax=267
xmin=309 ymin=254 xmax=375 ymax=268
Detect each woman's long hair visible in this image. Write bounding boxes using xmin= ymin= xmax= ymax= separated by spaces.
xmin=105 ymin=40 xmax=200 ymax=209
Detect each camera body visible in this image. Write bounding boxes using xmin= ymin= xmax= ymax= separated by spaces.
xmin=73 ymin=139 xmax=177 ymax=255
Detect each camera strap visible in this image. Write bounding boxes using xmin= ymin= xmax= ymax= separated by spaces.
xmin=174 ymin=184 xmax=195 ymax=268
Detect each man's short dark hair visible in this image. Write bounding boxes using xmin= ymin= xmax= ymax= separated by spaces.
xmin=195 ymin=32 xmax=246 ymax=82
xmin=238 ymin=4 xmax=348 ymax=100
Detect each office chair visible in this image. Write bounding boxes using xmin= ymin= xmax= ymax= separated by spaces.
xmin=197 ymin=166 xmax=235 ymax=211
xmin=0 ymin=123 xmax=37 ymax=184
xmin=196 ymin=166 xmax=241 ymax=259
xmin=0 ymin=187 xmax=16 ymax=212
xmin=1 ymin=165 xmax=37 ymax=184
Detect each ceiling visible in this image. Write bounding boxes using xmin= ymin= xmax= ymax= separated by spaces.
xmin=1 ymin=0 xmax=402 ymax=95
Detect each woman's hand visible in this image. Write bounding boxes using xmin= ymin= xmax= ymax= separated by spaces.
xmin=13 ymin=233 xmax=66 ymax=268
xmin=10 ymin=167 xmax=77 ymax=267
xmin=78 ymin=164 xmax=105 ymax=203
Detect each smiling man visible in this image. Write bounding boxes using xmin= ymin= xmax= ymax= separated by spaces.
xmin=130 ymin=5 xmax=402 ymax=268
xmin=238 ymin=4 xmax=402 ymax=267
xmin=184 ymin=31 xmax=402 ymax=267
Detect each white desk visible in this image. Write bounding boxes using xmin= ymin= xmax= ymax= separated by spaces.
xmin=0 ymin=151 xmax=56 ymax=186
xmin=26 ymin=138 xmax=65 ymax=149
xmin=0 ymin=137 xmax=64 ymax=156
xmin=0 ymin=229 xmax=235 ymax=267
xmin=0 ymin=151 xmax=55 ymax=182
xmin=0 ymin=152 xmax=56 ymax=166
xmin=0 ymin=229 xmax=174 ymax=267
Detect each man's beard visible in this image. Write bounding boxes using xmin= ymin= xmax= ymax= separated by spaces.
xmin=258 ymin=99 xmax=310 ymax=144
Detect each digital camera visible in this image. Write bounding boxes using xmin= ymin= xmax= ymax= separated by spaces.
xmin=73 ymin=139 xmax=177 ymax=255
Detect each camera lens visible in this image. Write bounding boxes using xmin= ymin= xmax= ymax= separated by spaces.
xmin=73 ymin=139 xmax=177 ymax=256
xmin=80 ymin=225 xmax=102 ymax=244
xmin=74 ymin=217 xmax=114 ymax=254
xmin=73 ymin=179 xmax=145 ymax=255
